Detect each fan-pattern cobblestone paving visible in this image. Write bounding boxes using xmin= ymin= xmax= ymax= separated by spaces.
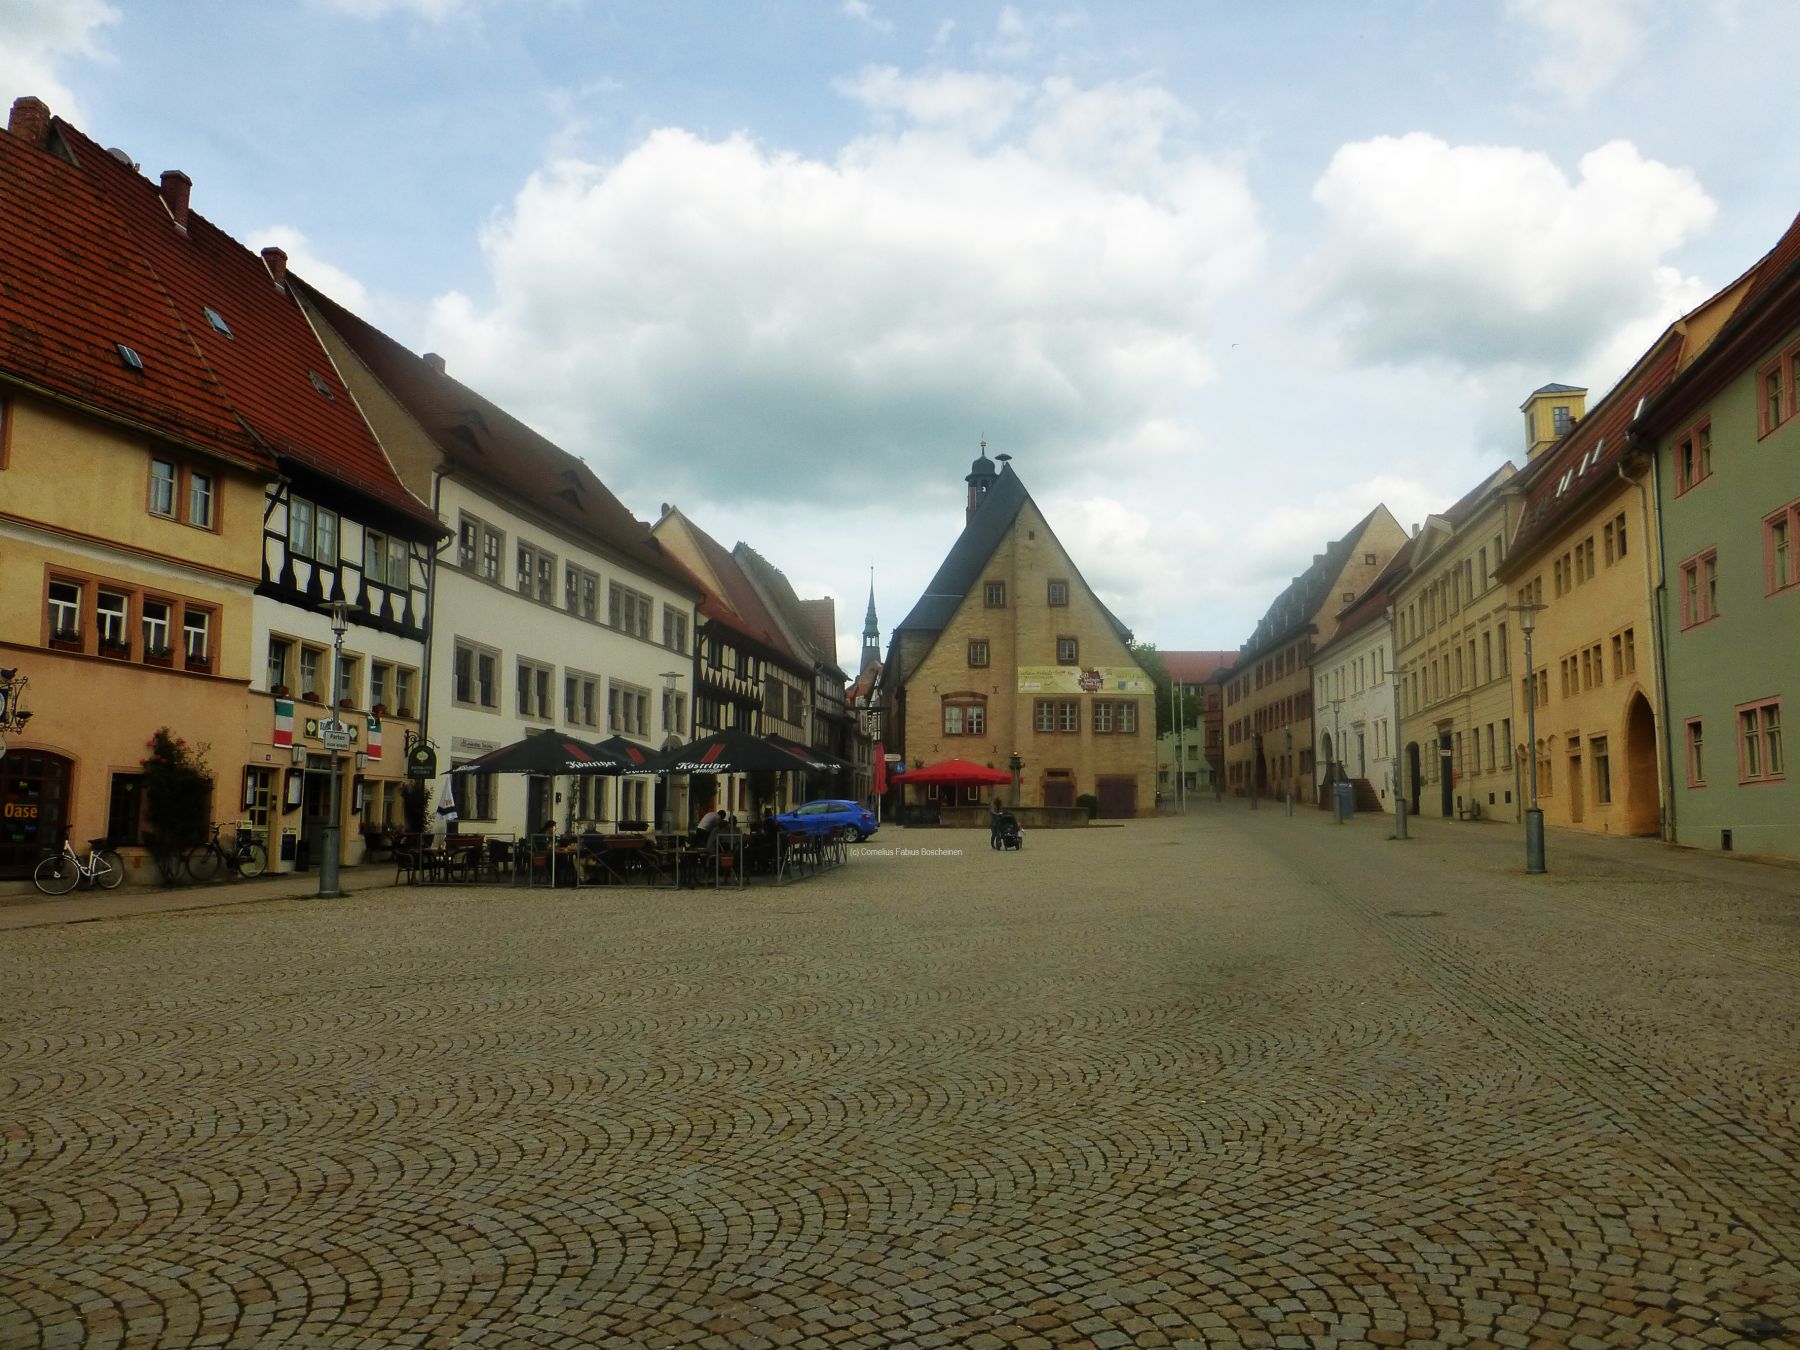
xmin=2 ymin=809 xmax=1796 ymax=1348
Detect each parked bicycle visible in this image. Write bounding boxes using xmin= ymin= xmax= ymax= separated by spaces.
xmin=184 ymin=821 xmax=268 ymax=882
xmin=33 ymin=829 xmax=125 ymax=895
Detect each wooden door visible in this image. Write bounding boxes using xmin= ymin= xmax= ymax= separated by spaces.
xmin=1095 ymin=776 xmax=1137 ymax=819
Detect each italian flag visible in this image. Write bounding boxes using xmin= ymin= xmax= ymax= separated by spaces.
xmin=366 ymin=715 xmax=383 ymax=760
xmin=273 ymin=698 xmax=295 ymax=748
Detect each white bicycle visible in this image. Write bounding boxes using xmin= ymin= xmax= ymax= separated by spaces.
xmin=33 ymin=830 xmax=125 ymax=895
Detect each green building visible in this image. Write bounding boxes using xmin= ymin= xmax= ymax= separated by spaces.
xmin=1638 ymin=211 xmax=1800 ymax=859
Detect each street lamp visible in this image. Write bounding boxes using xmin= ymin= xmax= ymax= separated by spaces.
xmin=1516 ymin=602 xmax=1546 ymax=874
xmin=317 ymin=600 xmax=349 ymax=899
xmin=1008 ymin=750 xmax=1022 ymax=808
xmin=1283 ymin=726 xmax=1293 ymax=816
xmin=660 ymin=671 xmax=683 ymax=832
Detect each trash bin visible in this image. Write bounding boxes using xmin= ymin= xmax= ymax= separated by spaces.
xmin=1334 ymin=780 xmax=1354 ymax=821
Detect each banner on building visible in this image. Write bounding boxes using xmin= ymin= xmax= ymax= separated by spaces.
xmin=1016 ymin=666 xmax=1150 ymax=695
xmin=366 ymin=716 xmax=383 ymax=760
xmin=272 ymin=698 xmax=295 ymax=748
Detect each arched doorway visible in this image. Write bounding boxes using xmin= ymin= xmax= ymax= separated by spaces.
xmin=1252 ymin=743 xmax=1268 ymax=797
xmin=1405 ymin=742 xmax=1421 ymax=815
xmin=1320 ymin=733 xmax=1335 ymax=788
xmin=1623 ymin=693 xmax=1660 ymax=836
xmin=1 ymin=749 xmax=72 ymax=879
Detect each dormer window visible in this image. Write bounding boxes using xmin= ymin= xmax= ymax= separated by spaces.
xmin=203 ymin=307 xmax=233 ymax=337
xmin=307 ymin=371 xmax=334 ymax=400
xmin=116 ymin=343 xmax=144 ymax=370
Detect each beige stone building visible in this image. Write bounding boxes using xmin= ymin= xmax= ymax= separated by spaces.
xmin=1392 ymin=464 xmax=1521 ymax=821
xmin=884 ymin=453 xmax=1153 ymax=817
xmin=1222 ymin=507 xmax=1405 ymax=803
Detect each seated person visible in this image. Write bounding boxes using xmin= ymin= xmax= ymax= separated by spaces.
xmin=691 ymin=802 xmax=725 ymax=847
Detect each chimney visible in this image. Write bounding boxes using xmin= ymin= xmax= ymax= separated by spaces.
xmin=260 ymin=246 xmax=288 ymax=291
xmin=160 ymin=170 xmax=192 ymax=231
xmin=423 ymin=352 xmax=447 ymax=374
xmin=7 ymin=97 xmax=51 ymax=148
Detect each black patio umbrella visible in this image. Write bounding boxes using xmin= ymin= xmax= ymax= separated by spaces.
xmin=765 ymin=733 xmax=853 ymax=774
xmin=585 ymin=734 xmax=661 ymax=771
xmin=451 ymin=732 xmax=631 ymax=776
xmin=633 ymin=726 xmax=831 ymax=776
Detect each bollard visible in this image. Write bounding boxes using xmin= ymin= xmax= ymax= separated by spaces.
xmin=1525 ymin=807 xmax=1546 ymax=874
xmin=1395 ymin=797 xmax=1408 ymax=840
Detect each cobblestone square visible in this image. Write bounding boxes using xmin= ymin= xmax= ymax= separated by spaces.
xmin=2 ymin=809 xmax=1797 ymax=1347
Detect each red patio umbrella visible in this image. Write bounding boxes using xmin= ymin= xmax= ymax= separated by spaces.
xmin=871 ymin=742 xmax=887 ymax=796
xmin=892 ymin=757 xmax=1014 ymax=786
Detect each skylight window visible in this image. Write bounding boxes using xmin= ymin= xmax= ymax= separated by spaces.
xmin=116 ymin=343 xmax=144 ymax=370
xmin=203 ymin=307 xmax=233 ymax=337
xmin=307 ymin=371 xmax=334 ymax=400
xmin=1556 ymin=469 xmax=1574 ymax=495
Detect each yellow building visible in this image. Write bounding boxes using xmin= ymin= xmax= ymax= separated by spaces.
xmin=885 ymin=454 xmax=1153 ymax=817
xmin=1392 ymin=464 xmax=1520 ymax=820
xmin=1496 ymin=281 xmax=1748 ymax=837
xmin=1222 ymin=506 xmax=1405 ymax=803
xmin=1 ymin=100 xmax=267 ymax=881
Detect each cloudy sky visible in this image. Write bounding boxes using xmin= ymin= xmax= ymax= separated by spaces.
xmin=8 ymin=0 xmax=1798 ymax=657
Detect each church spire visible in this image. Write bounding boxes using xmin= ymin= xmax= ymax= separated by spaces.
xmin=861 ymin=568 xmax=880 ymax=672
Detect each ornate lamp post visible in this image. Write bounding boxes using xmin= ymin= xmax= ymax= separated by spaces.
xmin=660 ymin=671 xmax=683 ymax=832
xmin=0 ymin=667 xmax=33 ymax=756
xmin=317 ymin=601 xmax=349 ymax=899
xmin=1516 ymin=602 xmax=1547 ymax=874
xmin=1008 ymin=750 xmax=1022 ymax=808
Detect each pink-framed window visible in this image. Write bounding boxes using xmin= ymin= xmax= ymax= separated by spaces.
xmin=1736 ymin=698 xmax=1784 ymax=783
xmin=1758 ymin=343 xmax=1800 ymax=437
xmin=1685 ymin=717 xmax=1705 ymax=788
xmin=1674 ymin=420 xmax=1713 ymax=495
xmin=1678 ymin=548 xmax=1719 ymax=629
xmin=1766 ymin=499 xmax=1799 ymax=595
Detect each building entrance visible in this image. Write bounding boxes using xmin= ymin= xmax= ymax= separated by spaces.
xmin=1 ymin=750 xmax=71 ymax=879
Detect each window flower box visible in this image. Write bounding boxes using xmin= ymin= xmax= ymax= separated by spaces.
xmin=186 ymin=657 xmax=213 ymax=675
xmin=48 ymin=628 xmax=82 ymax=652
xmin=302 ymin=690 xmax=322 ymax=703
xmin=99 ymin=638 xmax=132 ymax=660
xmin=338 ymin=698 xmax=355 ymax=710
xmin=395 ymin=706 xmax=414 ymax=720
xmin=371 ymin=703 xmax=387 ymax=719
xmin=270 ymin=684 xmax=292 ymax=698
xmin=144 ymin=646 xmax=174 ymax=668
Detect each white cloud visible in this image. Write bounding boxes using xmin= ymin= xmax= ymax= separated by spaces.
xmin=840 ymin=0 xmax=892 ymax=35
xmin=835 ymin=66 xmax=1028 ymax=140
xmin=311 ymin=0 xmax=476 ymax=18
xmin=1507 ymin=0 xmax=1651 ymax=105
xmin=1302 ymin=133 xmax=1715 ymax=372
xmin=0 ymin=0 xmax=118 ymax=124
xmin=247 ymin=225 xmax=373 ymax=313
xmin=424 ymin=72 xmax=1263 ymax=511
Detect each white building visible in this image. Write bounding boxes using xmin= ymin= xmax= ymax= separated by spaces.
xmin=300 ymin=282 xmax=703 ymax=835
xmin=1311 ymin=554 xmax=1406 ymax=805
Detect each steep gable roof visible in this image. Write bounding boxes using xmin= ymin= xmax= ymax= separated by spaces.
xmin=1161 ymin=651 xmax=1236 ymax=684
xmin=298 ymin=279 xmax=693 ymax=589
xmin=1320 ymin=535 xmax=1418 ymax=651
xmin=735 ymin=543 xmax=849 ymax=681
xmin=1234 ymin=504 xmax=1397 ymax=666
xmin=52 ymin=121 xmax=437 ymax=529
xmin=657 ymin=509 xmax=798 ymax=661
xmin=895 ymin=463 xmax=1132 ymax=644
xmin=0 ymin=117 xmax=262 ymax=470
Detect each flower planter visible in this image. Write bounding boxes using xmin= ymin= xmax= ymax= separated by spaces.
xmin=99 ymin=642 xmax=132 ymax=660
xmin=144 ymin=653 xmax=174 ymax=669
xmin=395 ymin=707 xmax=414 ymax=720
xmin=338 ymin=699 xmax=355 ymax=711
xmin=270 ymin=685 xmax=292 ymax=698
xmin=302 ymin=691 xmax=322 ymax=703
xmin=370 ymin=703 xmax=387 ymax=719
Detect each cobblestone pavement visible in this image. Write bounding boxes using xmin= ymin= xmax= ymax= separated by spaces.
xmin=2 ymin=808 xmax=1796 ymax=1348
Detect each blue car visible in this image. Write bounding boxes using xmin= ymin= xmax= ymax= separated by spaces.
xmin=776 ymin=799 xmax=879 ymax=841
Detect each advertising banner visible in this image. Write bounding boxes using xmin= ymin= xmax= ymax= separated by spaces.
xmin=1016 ymin=665 xmax=1150 ymax=695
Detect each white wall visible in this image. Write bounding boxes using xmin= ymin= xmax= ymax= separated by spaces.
xmin=1313 ymin=617 xmax=1398 ymax=800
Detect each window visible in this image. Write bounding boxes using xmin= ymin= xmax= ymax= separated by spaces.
xmin=1059 ymin=700 xmax=1080 ymax=732
xmin=1679 ymin=549 xmax=1719 ymax=628
xmin=984 ymin=581 xmax=1005 ymax=608
xmin=454 ymin=640 xmax=499 ymax=709
xmin=370 ymin=661 xmax=390 ymax=710
xmin=1761 ymin=360 xmax=1788 ymax=436
xmin=393 ymin=667 xmax=415 ymax=716
xmin=188 ymin=472 xmax=214 ymax=528
xmin=182 ymin=607 xmax=212 ymax=668
xmin=459 ymin=514 xmax=505 ymax=582
xmin=662 ymin=688 xmax=686 ymax=735
xmin=1738 ymin=700 xmax=1783 ymax=782
xmin=1767 ymin=500 xmax=1800 ymax=594
xmin=96 ymin=590 xmax=128 ymax=649
xmin=1591 ymin=736 xmax=1611 ymax=805
xmin=1047 ymin=580 xmax=1069 ymax=607
xmin=335 ymin=653 xmax=359 ymax=707
xmin=1093 ymin=700 xmax=1138 ymax=734
xmin=1092 ymin=701 xmax=1113 ymax=734
xmin=286 ymin=496 xmax=339 ymax=564
xmin=149 ymin=459 xmax=176 ymax=517
xmin=943 ymin=696 xmax=986 ymax=736
xmin=203 ymin=306 xmax=233 ymax=337
xmin=266 ymin=635 xmax=292 ymax=691
xmin=609 ymin=583 xmax=653 ymax=638
xmin=1056 ymin=636 xmax=1079 ymax=665
xmin=968 ymin=639 xmax=989 ymax=668
xmin=1552 ymin=405 xmax=1573 ymax=437
xmin=1676 ymin=422 xmax=1714 ymax=494
xmin=107 ymin=773 xmax=146 ymax=846
xmin=1686 ymin=718 xmax=1705 ymax=787
xmin=609 ymin=683 xmax=650 ymax=735
xmin=517 ymin=542 xmax=556 ymax=603
xmin=517 ymin=659 xmax=554 ymax=719
xmin=662 ymin=608 xmax=689 ymax=653
xmin=365 ymin=530 xmax=409 ymax=589
xmin=566 ymin=564 xmax=600 ymax=619
xmin=299 ymin=646 xmax=323 ymax=698
xmin=451 ymin=763 xmax=496 ymax=823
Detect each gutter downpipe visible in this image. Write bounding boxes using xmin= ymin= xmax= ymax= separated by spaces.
xmin=1620 ymin=451 xmax=1675 ymax=842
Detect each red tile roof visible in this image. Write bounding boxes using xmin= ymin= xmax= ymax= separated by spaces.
xmin=1161 ymin=651 xmax=1236 ymax=684
xmin=298 ymin=279 xmax=693 ymax=587
xmin=58 ymin=121 xmax=437 ymax=527
xmin=0 ymin=121 xmax=262 ymax=469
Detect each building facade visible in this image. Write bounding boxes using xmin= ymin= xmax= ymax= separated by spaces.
xmin=1637 ymin=212 xmax=1800 ymax=858
xmin=1156 ymin=651 xmax=1233 ymax=800
xmin=1391 ymin=465 xmax=1520 ymax=821
xmin=886 ymin=454 xmax=1153 ymax=817
xmin=1222 ymin=507 xmax=1405 ymax=804
xmin=1311 ymin=557 xmax=1406 ymax=809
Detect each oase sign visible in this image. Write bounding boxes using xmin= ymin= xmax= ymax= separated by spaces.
xmin=406 ymin=743 xmax=437 ymax=780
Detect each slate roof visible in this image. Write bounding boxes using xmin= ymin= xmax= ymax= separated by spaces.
xmin=659 ymin=509 xmax=799 ymax=661
xmin=734 ymin=544 xmax=849 ymax=681
xmin=299 ymin=279 xmax=694 ymax=590
xmin=894 ymin=463 xmax=1132 ymax=644
xmin=0 ymin=116 xmax=264 ymax=472
xmin=796 ymin=598 xmax=841 ymax=671
xmin=1231 ymin=505 xmax=1390 ymax=668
